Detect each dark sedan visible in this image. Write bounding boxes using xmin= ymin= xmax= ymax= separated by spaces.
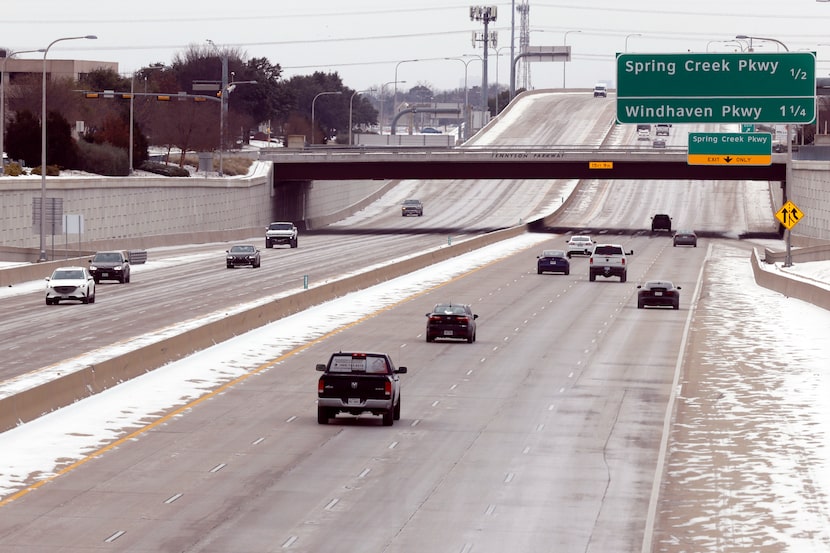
xmin=226 ymin=244 xmax=261 ymax=268
xmin=425 ymin=303 xmax=478 ymax=343
xmin=637 ymin=280 xmax=681 ymax=309
xmin=537 ymin=249 xmax=570 ymax=275
xmin=673 ymin=229 xmax=698 ymax=247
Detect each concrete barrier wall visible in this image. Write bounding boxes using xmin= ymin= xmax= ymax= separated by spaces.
xmin=0 ymin=165 xmax=274 ymax=251
xmin=0 ymin=225 xmax=525 ymax=432
xmin=790 ymin=160 xmax=830 ymax=245
xmin=750 ymin=248 xmax=830 ymax=311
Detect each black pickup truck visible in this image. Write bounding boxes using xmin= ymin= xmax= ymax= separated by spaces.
xmin=316 ymin=352 xmax=407 ymax=426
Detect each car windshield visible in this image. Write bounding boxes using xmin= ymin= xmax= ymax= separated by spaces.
xmin=434 ymin=304 xmax=468 ymax=315
xmin=53 ymin=269 xmax=84 ymax=280
xmin=403 ymin=200 xmax=420 ymax=205
xmin=571 ymin=236 xmax=590 ymax=243
xmin=269 ymin=223 xmax=292 ymax=230
xmin=328 ymin=354 xmax=389 ymax=374
xmin=645 ymin=281 xmax=674 ymax=290
xmin=231 ymin=245 xmax=255 ymax=253
xmin=594 ymin=246 xmax=622 ymax=255
xmin=542 ymin=250 xmax=564 ymax=258
xmin=93 ymin=252 xmax=121 ymax=262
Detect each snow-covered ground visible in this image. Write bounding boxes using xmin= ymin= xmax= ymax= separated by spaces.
xmin=2 ymin=236 xmax=830 ymax=552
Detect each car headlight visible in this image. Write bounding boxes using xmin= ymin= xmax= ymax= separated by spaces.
xmin=89 ymin=265 xmax=98 ymax=271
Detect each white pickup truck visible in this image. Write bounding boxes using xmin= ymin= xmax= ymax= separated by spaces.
xmin=589 ymin=243 xmax=633 ymax=282
xmin=265 ymin=221 xmax=298 ymax=249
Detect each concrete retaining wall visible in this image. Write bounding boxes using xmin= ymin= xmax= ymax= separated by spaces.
xmin=0 ymin=225 xmax=525 ymax=433
xmin=751 ymin=248 xmax=830 ymax=311
xmin=790 ymin=160 xmax=830 ymax=246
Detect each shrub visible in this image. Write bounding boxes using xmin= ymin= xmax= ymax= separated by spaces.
xmin=4 ymin=162 xmax=24 ymax=176
xmin=138 ymin=161 xmax=190 ymax=177
xmin=76 ymin=140 xmax=129 ymax=176
xmin=30 ymin=165 xmax=61 ymax=176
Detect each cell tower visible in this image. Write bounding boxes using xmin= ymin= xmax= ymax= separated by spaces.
xmin=516 ymin=0 xmax=531 ymax=90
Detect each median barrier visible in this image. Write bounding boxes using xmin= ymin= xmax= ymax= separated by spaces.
xmin=0 ymin=225 xmax=526 ymax=432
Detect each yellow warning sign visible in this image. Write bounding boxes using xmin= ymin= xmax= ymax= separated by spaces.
xmin=589 ymin=161 xmax=613 ymax=169
xmin=775 ymin=201 xmax=804 ymax=230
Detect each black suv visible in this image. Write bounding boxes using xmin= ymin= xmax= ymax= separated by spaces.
xmin=88 ymin=251 xmax=131 ymax=283
xmin=651 ymin=214 xmax=672 ymax=233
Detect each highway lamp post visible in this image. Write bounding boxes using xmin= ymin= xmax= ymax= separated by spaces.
xmin=492 ymin=46 xmax=512 ymax=113
xmin=40 ymin=35 xmax=96 ymax=263
xmin=128 ymin=64 xmax=164 ymax=174
xmin=446 ymin=56 xmax=481 ymax=141
xmin=311 ymin=91 xmax=342 ymax=145
xmin=393 ymin=59 xmax=419 ymax=134
xmin=206 ymin=40 xmax=229 ymax=175
xmin=2 ymin=48 xmax=42 ymax=176
xmin=349 ymin=88 xmax=375 ymax=145
xmin=625 ymin=33 xmax=642 ymax=53
xmin=378 ymin=80 xmax=404 ymax=135
xmin=562 ymin=30 xmax=581 ymax=89
xmin=737 ymin=35 xmax=795 ymax=266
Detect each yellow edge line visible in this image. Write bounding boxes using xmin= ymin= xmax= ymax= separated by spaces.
xmin=1 ymin=241 xmax=531 ymax=507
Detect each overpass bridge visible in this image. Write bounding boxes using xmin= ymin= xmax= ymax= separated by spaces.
xmin=263 ymin=146 xmax=787 ymax=182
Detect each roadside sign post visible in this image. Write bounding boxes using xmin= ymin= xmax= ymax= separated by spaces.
xmin=616 ymin=52 xmax=816 ymax=124
xmin=775 ymin=201 xmax=804 ymax=267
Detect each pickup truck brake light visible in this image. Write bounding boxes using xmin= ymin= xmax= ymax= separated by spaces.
xmin=384 ymin=381 xmax=392 ymax=397
xmin=318 ymin=379 xmax=325 ymax=395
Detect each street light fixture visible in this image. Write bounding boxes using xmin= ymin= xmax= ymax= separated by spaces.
xmin=128 ymin=64 xmax=164 ymax=174
xmin=445 ymin=56 xmax=482 ymax=141
xmin=706 ymin=40 xmax=744 ymax=52
xmin=736 ymin=34 xmax=789 ymax=52
xmin=206 ymin=39 xmax=229 ymax=175
xmin=40 ymin=34 xmax=96 ymax=263
xmin=311 ymin=91 xmax=342 ymax=145
xmin=379 ymin=80 xmax=405 ymax=135
xmin=349 ymin=88 xmax=375 ymax=145
xmin=625 ymin=33 xmax=642 ymax=53
xmin=2 ymin=48 xmax=43 ymax=175
xmin=736 ymin=35 xmax=795 ymax=266
xmin=562 ymin=30 xmax=582 ymax=89
xmin=393 ymin=59 xmax=419 ymax=134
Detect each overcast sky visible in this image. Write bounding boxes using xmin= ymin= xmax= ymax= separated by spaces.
xmin=3 ymin=1 xmax=830 ymax=94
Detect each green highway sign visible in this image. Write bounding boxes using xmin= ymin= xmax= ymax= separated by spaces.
xmin=617 ymin=52 xmax=815 ymax=124
xmin=687 ymin=132 xmax=772 ymax=166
